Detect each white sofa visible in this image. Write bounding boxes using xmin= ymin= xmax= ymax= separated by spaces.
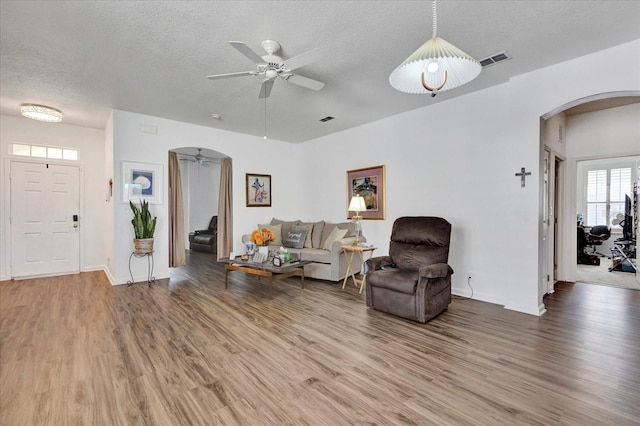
xmin=243 ymin=218 xmax=366 ymax=282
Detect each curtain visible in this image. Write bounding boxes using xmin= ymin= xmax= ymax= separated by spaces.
xmin=168 ymin=151 xmax=186 ymax=267
xmin=217 ymin=158 xmax=233 ymax=260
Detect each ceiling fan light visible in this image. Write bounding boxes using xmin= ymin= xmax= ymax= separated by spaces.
xmin=20 ymin=104 xmax=63 ymax=122
xmin=265 ymin=69 xmax=278 ymax=79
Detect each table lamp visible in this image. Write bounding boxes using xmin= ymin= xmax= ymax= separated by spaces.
xmin=349 ymin=195 xmax=367 ymax=246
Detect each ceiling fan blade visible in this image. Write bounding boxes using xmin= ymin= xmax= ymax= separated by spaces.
xmin=229 ymin=41 xmax=266 ymax=64
xmin=259 ymin=80 xmax=274 ymax=99
xmin=286 ymin=74 xmax=325 ymax=91
xmin=283 ymin=48 xmax=320 ymax=71
xmin=207 ymin=71 xmax=256 ymax=80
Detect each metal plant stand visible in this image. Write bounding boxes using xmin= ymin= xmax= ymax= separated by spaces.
xmin=127 ymin=251 xmax=155 ymax=286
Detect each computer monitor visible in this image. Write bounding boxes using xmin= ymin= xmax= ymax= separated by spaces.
xmin=621 ymin=194 xmax=633 ymax=241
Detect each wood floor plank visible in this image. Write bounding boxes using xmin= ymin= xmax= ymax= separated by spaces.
xmin=1 ymin=250 xmax=639 ymax=425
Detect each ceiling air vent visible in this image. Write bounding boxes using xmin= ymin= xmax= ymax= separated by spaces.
xmin=479 ymin=50 xmax=512 ymax=68
xmin=319 ymin=116 xmax=335 ymax=122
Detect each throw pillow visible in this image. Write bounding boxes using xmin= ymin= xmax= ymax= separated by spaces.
xmin=291 ymin=224 xmax=314 ymax=248
xmin=257 ymin=223 xmax=282 ymax=245
xmin=270 ymin=218 xmax=300 ymax=242
xmin=337 ymin=222 xmax=357 ymax=237
xmin=298 ymin=221 xmax=325 ymax=248
xmin=284 ymin=229 xmax=308 ymax=249
xmin=321 ymin=227 xmax=348 ymax=251
xmin=320 ymin=222 xmax=355 ymax=247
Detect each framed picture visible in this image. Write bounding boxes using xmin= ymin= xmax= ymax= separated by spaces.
xmin=121 ymin=161 xmax=163 ymax=204
xmin=347 ymin=165 xmax=386 ymax=220
xmin=246 ymin=173 xmax=271 ymax=207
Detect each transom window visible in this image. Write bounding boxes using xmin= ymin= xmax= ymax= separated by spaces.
xmin=10 ymin=143 xmax=78 ymax=161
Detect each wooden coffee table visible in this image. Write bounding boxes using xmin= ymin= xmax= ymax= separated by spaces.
xmin=220 ymin=258 xmax=310 ymax=298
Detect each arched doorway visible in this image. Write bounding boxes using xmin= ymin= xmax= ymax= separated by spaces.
xmin=539 ymin=91 xmax=640 ymax=296
xmin=169 ymin=147 xmax=232 ymax=263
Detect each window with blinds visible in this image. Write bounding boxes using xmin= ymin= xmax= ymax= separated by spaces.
xmin=586 ymin=167 xmax=631 ymax=228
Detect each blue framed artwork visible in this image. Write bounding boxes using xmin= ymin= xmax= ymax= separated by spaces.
xmin=122 ymin=161 xmax=163 ymax=204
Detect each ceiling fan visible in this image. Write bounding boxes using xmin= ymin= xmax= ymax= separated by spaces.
xmin=206 ymin=40 xmax=325 ymax=98
xmin=179 ymin=148 xmax=217 ymax=167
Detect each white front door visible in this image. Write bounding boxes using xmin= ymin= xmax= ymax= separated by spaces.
xmin=10 ymin=161 xmax=80 ymax=278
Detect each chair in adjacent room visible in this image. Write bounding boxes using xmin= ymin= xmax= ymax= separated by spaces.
xmin=365 ymin=216 xmax=454 ymax=323
xmin=584 ymin=225 xmax=611 ymax=257
xmin=188 ymin=216 xmax=217 ymax=253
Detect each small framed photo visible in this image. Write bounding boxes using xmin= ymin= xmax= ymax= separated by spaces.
xmin=246 ymin=173 xmax=271 ymax=207
xmin=347 ymin=165 xmax=385 ymax=220
xmin=122 ymin=161 xmax=163 ymax=204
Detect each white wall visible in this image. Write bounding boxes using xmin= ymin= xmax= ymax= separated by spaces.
xmin=566 ymin=103 xmax=640 ymax=159
xmin=544 ymin=113 xmax=567 ymax=157
xmin=301 ymin=83 xmax=512 ymax=309
xmin=103 ymin=112 xmax=114 ymax=282
xmin=107 ymin=110 xmax=305 ymax=284
xmin=300 ymin=39 xmax=640 ymax=316
xmin=0 ymin=115 xmax=107 ymax=280
xmin=510 ymin=40 xmax=638 ymax=313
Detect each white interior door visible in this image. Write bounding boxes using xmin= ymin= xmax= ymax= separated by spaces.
xmin=10 ymin=161 xmax=80 ymax=278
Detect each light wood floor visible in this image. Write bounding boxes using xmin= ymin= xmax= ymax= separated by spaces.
xmin=1 ymin=251 xmax=639 ymax=425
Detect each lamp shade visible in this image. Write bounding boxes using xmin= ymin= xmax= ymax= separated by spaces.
xmin=389 ymin=37 xmax=481 ymax=94
xmin=349 ymin=195 xmax=367 ymax=213
xmin=20 ymin=104 xmax=63 ymax=122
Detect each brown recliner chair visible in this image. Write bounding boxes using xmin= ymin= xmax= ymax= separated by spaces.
xmin=365 ymin=216 xmax=453 ymax=323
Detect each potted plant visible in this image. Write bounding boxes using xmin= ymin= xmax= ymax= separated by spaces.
xmin=130 ymin=199 xmax=157 ymax=254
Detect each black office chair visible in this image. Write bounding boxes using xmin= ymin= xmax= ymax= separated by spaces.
xmin=585 ymin=225 xmax=611 ymax=257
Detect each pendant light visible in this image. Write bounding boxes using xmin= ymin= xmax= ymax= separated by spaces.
xmin=389 ymin=0 xmax=481 ymax=97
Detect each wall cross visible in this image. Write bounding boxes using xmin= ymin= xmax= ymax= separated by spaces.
xmin=515 ymin=167 xmax=531 ymax=187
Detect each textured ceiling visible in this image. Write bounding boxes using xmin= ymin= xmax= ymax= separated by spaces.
xmin=1 ymin=1 xmax=639 ymax=143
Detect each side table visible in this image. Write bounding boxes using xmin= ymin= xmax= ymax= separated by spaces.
xmin=341 ymin=245 xmax=376 ymax=294
xmin=127 ymin=251 xmax=155 ymax=287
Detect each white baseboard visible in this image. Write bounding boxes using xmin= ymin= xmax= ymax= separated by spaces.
xmin=503 ymin=301 xmax=546 ymax=316
xmin=452 ymin=287 xmax=472 ymax=298
xmin=112 ymin=273 xmax=170 ymax=286
xmin=453 ymin=286 xmax=546 ymax=316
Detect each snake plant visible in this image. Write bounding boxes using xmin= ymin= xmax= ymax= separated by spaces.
xmin=130 ymin=199 xmax=157 ymax=239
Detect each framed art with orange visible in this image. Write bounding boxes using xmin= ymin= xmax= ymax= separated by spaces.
xmin=346 ymin=165 xmax=385 ymax=220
